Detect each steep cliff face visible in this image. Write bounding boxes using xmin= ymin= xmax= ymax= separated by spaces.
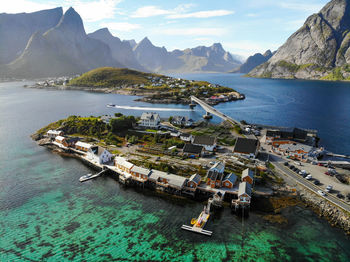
xmin=88 ymin=28 xmax=145 ymax=71
xmin=0 ymin=7 xmax=63 ymax=64
xmin=231 ymin=50 xmax=274 ymax=73
xmin=7 ymin=8 xmax=121 ymax=78
xmin=249 ymin=0 xmax=350 ymax=80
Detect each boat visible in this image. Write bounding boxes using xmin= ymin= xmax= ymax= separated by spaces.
xmin=79 ymin=174 xmax=93 ymax=182
xmin=107 ymin=103 xmax=116 ymax=108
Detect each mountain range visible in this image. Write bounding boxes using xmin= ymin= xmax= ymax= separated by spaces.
xmin=248 ymin=0 xmax=350 ymax=80
xmin=0 ymin=7 xmax=242 ymax=79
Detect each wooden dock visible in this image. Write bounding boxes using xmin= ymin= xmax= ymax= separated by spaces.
xmin=181 ymin=203 xmax=213 ymax=236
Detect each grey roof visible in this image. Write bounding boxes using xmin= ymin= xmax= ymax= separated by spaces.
xmin=180 ymin=133 xmax=192 ymax=137
xmin=193 ymin=135 xmax=216 ymax=146
xmin=131 ymin=165 xmax=151 ymax=176
xmin=233 ymin=138 xmax=259 ymax=154
xmin=209 ymin=162 xmax=225 ymax=173
xmin=279 ymin=143 xmax=312 ymax=153
xmin=183 ymin=144 xmax=203 ymax=154
xmin=238 ymin=182 xmax=252 ymax=197
xmin=148 ymin=170 xmax=187 ymax=188
xmin=242 ymin=168 xmax=254 ymax=181
xmin=223 ymin=173 xmax=237 ymax=184
xmin=140 ymin=112 xmax=160 ymax=121
xmin=189 ymin=174 xmax=201 ymax=184
xmin=149 ymin=170 xmax=169 ymax=181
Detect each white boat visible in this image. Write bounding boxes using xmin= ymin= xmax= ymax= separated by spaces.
xmin=79 ymin=174 xmax=93 ymax=182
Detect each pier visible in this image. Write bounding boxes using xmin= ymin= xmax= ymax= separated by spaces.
xmin=181 ymin=201 xmax=213 ymax=236
xmin=190 ymin=96 xmax=242 ymax=127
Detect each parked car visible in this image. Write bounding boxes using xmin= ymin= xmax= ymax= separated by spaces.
xmin=337 ymin=193 xmax=344 ymax=199
xmin=299 ymin=170 xmax=307 ymax=176
xmin=318 ymin=190 xmax=326 ymax=196
xmin=314 ymin=179 xmax=320 ymax=185
xmin=294 ymin=161 xmax=302 ymax=166
xmin=325 ymin=172 xmax=331 ymax=176
xmin=318 ymin=163 xmax=324 ymax=166
xmin=284 ymin=162 xmax=289 ymax=166
xmin=311 ymin=161 xmax=317 ymax=165
xmin=302 ymin=173 xmax=308 ymax=178
xmin=305 ymin=174 xmax=312 ymax=180
xmin=325 ymin=185 xmax=333 ymax=193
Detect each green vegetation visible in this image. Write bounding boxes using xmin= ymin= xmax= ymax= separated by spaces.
xmin=68 ymin=67 xmax=159 ymax=87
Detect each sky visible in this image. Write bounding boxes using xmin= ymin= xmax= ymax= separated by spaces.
xmin=2 ymin=0 xmax=330 ymax=58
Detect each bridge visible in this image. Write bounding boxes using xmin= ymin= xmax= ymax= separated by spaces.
xmin=190 ymin=96 xmax=242 ymax=127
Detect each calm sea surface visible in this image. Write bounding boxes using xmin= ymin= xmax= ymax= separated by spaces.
xmin=1 ymin=76 xmax=350 ymax=261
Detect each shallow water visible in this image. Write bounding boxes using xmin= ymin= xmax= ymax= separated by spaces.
xmin=0 ymin=80 xmax=349 ymax=261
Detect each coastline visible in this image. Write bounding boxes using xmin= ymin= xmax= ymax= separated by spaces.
xmin=33 ymin=134 xmax=350 ymax=235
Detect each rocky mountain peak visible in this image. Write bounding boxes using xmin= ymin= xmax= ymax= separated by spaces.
xmin=56 ymin=7 xmax=85 ymax=36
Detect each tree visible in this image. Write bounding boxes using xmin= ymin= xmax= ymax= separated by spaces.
xmin=114 ymin=113 xmax=123 ymax=117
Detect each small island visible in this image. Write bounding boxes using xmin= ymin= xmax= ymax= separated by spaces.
xmin=27 ymin=67 xmax=245 ymax=105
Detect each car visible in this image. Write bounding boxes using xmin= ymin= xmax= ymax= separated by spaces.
xmin=289 ymin=165 xmax=294 ymax=170
xmin=302 ymin=173 xmax=308 ymax=178
xmin=314 ymin=180 xmax=320 ymax=185
xmin=311 ymin=161 xmax=317 ymax=165
xmin=209 ymin=161 xmax=215 ymax=165
xmin=305 ymin=174 xmax=312 ymax=180
xmin=337 ymin=193 xmax=344 ymax=199
xmin=284 ymin=162 xmax=289 ymax=166
xmin=318 ymin=190 xmax=326 ymax=196
xmin=318 ymin=163 xmax=324 ymax=166
xmin=325 ymin=172 xmax=330 ymax=176
xmin=294 ymin=161 xmax=302 ymax=166
xmin=299 ymin=170 xmax=307 ymax=176
xmin=155 ymin=157 xmax=160 ymax=161
xmin=325 ymin=185 xmax=333 ymax=192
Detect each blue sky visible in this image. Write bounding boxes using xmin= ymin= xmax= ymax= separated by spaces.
xmin=4 ymin=0 xmax=330 ymax=57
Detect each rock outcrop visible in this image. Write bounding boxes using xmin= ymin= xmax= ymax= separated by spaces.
xmin=249 ymin=0 xmax=350 ymax=80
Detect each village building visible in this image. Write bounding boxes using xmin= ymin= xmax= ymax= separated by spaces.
xmin=180 ymin=133 xmax=192 ymax=142
xmin=233 ymin=138 xmax=260 ymax=158
xmin=139 ymin=112 xmax=160 ymax=129
xmin=206 ymin=162 xmax=225 ymax=188
xmin=222 ymin=173 xmax=238 ymax=189
xmin=182 ymin=144 xmax=204 ymax=157
xmin=114 ymin=157 xmax=134 ymax=173
xmin=266 ymin=127 xmax=309 ymax=144
xmin=277 ymin=143 xmax=313 ymax=161
xmin=55 ymin=136 xmax=67 ymax=147
xmin=130 ymin=166 xmax=152 ymax=182
xmin=186 ymin=174 xmax=202 ymax=189
xmin=54 ymin=136 xmax=78 ymax=148
xmin=171 ymin=116 xmax=194 ymax=127
xmin=238 ymin=182 xmax=252 ymax=204
xmin=242 ymin=168 xmax=254 ymax=185
xmin=75 ymin=141 xmax=93 ymax=152
xmin=192 ymin=136 xmax=217 ymax=152
xmin=149 ymin=170 xmax=187 ymax=191
xmin=47 ymin=130 xmax=63 ymax=139
xmin=100 ymin=115 xmax=112 ymax=124
xmin=87 ymin=146 xmax=113 ymax=164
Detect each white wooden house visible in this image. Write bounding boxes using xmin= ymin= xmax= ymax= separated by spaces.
xmin=139 ymin=112 xmax=160 ymax=129
xmin=87 ymin=146 xmax=113 ymax=164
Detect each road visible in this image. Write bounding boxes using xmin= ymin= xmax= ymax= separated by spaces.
xmin=190 ymin=96 xmax=242 ymax=127
xmin=269 ymin=153 xmax=350 ymax=213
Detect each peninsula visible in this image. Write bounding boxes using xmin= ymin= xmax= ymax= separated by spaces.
xmin=27 ymin=67 xmax=245 ymax=105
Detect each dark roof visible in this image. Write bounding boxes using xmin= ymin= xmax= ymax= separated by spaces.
xmin=207 ymin=170 xmax=224 ymax=181
xmin=180 ymin=133 xmax=192 ymax=137
xmin=183 ymin=144 xmax=203 ymax=154
xmin=91 ymin=146 xmax=106 ymax=156
xmin=189 ymin=174 xmax=201 ymax=184
xmin=266 ymin=130 xmax=280 ymax=137
xmin=193 ymin=135 xmax=216 ymax=146
xmin=233 ymin=138 xmax=259 ymax=154
xmin=293 ymin=128 xmax=307 ymax=140
xmin=238 ymin=182 xmax=252 ymax=197
xmin=66 ymin=137 xmax=79 ymax=144
xmin=267 ymin=128 xmax=307 ymax=140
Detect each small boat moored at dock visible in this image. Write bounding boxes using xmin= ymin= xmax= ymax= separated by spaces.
xmin=79 ymin=174 xmax=94 ymax=182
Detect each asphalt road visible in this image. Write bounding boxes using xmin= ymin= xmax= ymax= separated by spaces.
xmin=269 ymin=153 xmax=350 ymax=213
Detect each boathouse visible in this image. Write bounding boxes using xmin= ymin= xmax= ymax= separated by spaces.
xmin=55 ymin=136 xmax=68 ymax=147
xmin=206 ymin=162 xmax=225 ymax=188
xmin=238 ymin=182 xmax=252 ymax=204
xmin=187 ymin=174 xmax=202 ymax=189
xmin=87 ymin=146 xmax=113 ymax=164
xmin=75 ymin=141 xmax=93 ymax=152
xmin=242 ymin=168 xmax=254 ymax=185
xmin=222 ymin=173 xmax=237 ymax=189
xmin=114 ymin=157 xmax=134 ymax=173
xmin=130 ymin=165 xmax=152 ymax=182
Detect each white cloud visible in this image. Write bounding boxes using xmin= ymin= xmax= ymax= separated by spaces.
xmin=131 ymin=6 xmax=172 ymax=18
xmin=101 ymin=22 xmax=141 ymax=32
xmin=161 ymin=27 xmax=227 ymax=36
xmin=167 ymin=10 xmax=234 ymax=19
xmin=131 ymin=5 xmax=233 ymax=19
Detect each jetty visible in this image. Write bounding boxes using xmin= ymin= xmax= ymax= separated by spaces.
xmin=181 ymin=201 xmax=213 ymax=236
xmin=79 ymin=169 xmax=108 ymax=182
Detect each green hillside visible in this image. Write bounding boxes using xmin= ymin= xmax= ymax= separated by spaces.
xmin=68 ymin=67 xmax=160 ymax=87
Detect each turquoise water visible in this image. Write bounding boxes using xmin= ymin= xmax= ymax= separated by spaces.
xmin=1 ymin=81 xmax=350 ymax=261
